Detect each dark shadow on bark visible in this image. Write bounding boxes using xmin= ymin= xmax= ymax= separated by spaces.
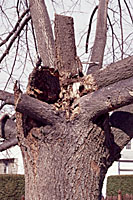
xmin=107 ymin=110 xmax=133 ymax=164
xmin=94 ymin=113 xmax=121 ymax=166
xmin=110 ymin=111 xmax=133 ymax=138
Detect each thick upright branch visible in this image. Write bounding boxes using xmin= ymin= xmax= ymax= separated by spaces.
xmin=55 ymin=14 xmax=81 ymax=81
xmin=29 ymin=0 xmax=55 ymax=67
xmin=87 ymin=0 xmax=109 ymax=74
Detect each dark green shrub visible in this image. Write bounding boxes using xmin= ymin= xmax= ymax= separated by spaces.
xmin=0 ymin=174 xmax=25 ymax=200
xmin=106 ymin=175 xmax=133 ymax=196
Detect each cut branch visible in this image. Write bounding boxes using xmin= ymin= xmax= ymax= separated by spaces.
xmin=0 ymin=90 xmax=61 ymax=125
xmin=0 ymin=117 xmax=17 ymax=139
xmin=14 ymin=93 xmax=61 ymax=125
xmin=0 ymin=90 xmax=14 ymax=105
xmin=0 ymin=137 xmax=18 ymax=152
xmin=80 ymin=76 xmax=133 ymax=121
xmin=70 ymin=56 xmax=133 ymax=93
xmin=110 ymin=105 xmax=133 ymax=150
xmin=110 ymin=110 xmax=133 ymax=138
xmin=85 ymin=55 xmax=133 ymax=90
xmin=55 ymin=14 xmax=80 ymax=80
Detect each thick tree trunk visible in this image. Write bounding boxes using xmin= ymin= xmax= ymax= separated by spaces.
xmin=17 ymin=116 xmax=111 ymax=200
xmin=0 ymin=1 xmax=133 ymax=200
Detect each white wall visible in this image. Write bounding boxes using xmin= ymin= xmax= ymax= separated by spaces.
xmin=0 ymin=145 xmax=24 ymax=174
xmin=102 ymin=139 xmax=133 ymax=197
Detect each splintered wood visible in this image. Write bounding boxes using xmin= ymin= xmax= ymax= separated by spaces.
xmin=54 ymin=74 xmax=97 ymax=120
xmin=54 ymin=14 xmax=98 ymax=120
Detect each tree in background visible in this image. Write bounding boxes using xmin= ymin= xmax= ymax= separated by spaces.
xmin=0 ymin=0 xmax=133 ymax=199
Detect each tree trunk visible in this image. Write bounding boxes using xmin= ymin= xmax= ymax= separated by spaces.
xmin=16 ymin=114 xmax=112 ymax=200
xmin=0 ymin=1 xmax=133 ymax=200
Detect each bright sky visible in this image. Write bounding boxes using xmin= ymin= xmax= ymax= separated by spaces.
xmin=0 ymin=0 xmax=132 ymax=92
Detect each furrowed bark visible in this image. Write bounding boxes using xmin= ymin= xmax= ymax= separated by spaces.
xmin=0 ymin=55 xmax=133 ymax=120
xmin=55 ymin=14 xmax=81 ymax=80
xmin=1 ymin=0 xmax=133 ymax=199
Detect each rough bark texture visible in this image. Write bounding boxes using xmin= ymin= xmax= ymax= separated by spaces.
xmin=55 ymin=14 xmax=79 ymax=81
xmin=88 ymin=56 xmax=133 ymax=89
xmin=0 ymin=1 xmax=133 ymax=200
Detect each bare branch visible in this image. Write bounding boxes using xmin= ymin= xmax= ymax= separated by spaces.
xmin=107 ymin=14 xmax=115 ymax=62
xmin=4 ymin=36 xmax=20 ymax=90
xmin=87 ymin=0 xmax=109 ymax=74
xmin=29 ymin=0 xmax=55 ymax=67
xmin=31 ymin=18 xmax=39 ymax=57
xmin=0 ymin=15 xmax=31 ymax=63
xmin=0 ymin=137 xmax=18 ymax=152
xmin=85 ymin=6 xmax=98 ymax=53
xmin=25 ymin=24 xmax=34 ymax=67
xmin=80 ymin=76 xmax=133 ymax=121
xmin=123 ymin=0 xmax=133 ymax=24
xmin=118 ymin=0 xmax=124 ymax=59
xmin=0 ymin=8 xmax=30 ymax=47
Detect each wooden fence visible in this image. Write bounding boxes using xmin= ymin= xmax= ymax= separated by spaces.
xmin=103 ymin=190 xmax=133 ymax=200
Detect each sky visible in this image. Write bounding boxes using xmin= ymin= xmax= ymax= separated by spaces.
xmin=0 ymin=0 xmax=132 ymax=92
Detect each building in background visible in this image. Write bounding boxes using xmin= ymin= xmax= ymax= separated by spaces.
xmin=0 ymin=145 xmax=24 ymax=175
xmin=102 ymin=139 xmax=133 ymax=197
xmin=0 ymin=139 xmax=132 ymax=196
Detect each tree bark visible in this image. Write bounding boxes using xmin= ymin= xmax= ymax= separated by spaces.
xmin=55 ymin=14 xmax=79 ymax=80
xmin=0 ymin=1 xmax=133 ymax=200
xmin=29 ymin=0 xmax=55 ymax=67
xmin=87 ymin=0 xmax=109 ymax=74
